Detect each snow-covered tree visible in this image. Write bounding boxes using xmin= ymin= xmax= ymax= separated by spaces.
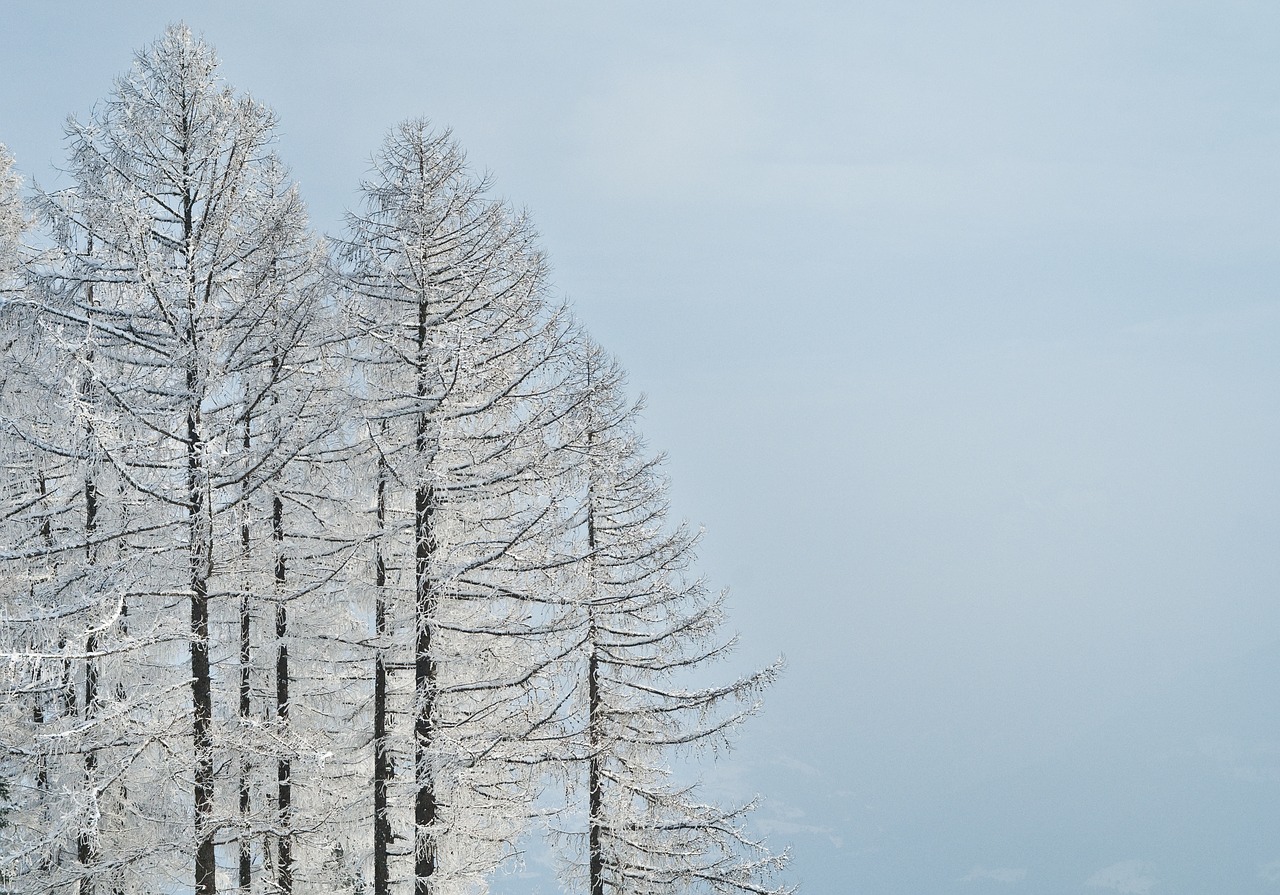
xmin=552 ymin=345 xmax=792 ymax=895
xmin=1 ymin=25 xmax=340 ymax=895
xmin=339 ymin=120 xmax=583 ymax=895
xmin=0 ymin=141 xmax=100 ymax=891
xmin=0 ymin=142 xmax=41 ymax=887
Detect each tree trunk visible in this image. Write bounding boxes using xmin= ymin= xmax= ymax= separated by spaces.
xmin=113 ymin=591 xmax=128 ymax=895
xmin=587 ymin=638 xmax=604 ymax=895
xmin=183 ymin=154 xmax=217 ymax=895
xmin=239 ymin=408 xmax=253 ymax=893
xmin=79 ymin=272 xmax=100 ymax=895
xmin=586 ymin=495 xmax=604 ymax=895
xmin=34 ymin=468 xmax=51 ymax=799
xmin=79 ymin=471 xmax=100 ymax=895
xmin=374 ymin=453 xmax=391 ymax=895
xmin=274 ymin=492 xmax=292 ymax=895
xmin=190 ymin=400 xmax=215 ymax=895
xmin=413 ymin=481 xmax=437 ymax=895
xmin=414 ymin=294 xmax=438 ymax=895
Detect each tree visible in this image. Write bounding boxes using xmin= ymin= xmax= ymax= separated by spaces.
xmin=553 ymin=344 xmax=792 ymax=895
xmin=0 ymin=140 xmax=97 ymax=890
xmin=0 ymin=141 xmax=26 ymax=880
xmin=340 ymin=120 xmax=583 ymax=895
xmin=1 ymin=25 xmax=337 ymax=895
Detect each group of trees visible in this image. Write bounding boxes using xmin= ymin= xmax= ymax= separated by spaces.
xmin=0 ymin=25 xmax=791 ymax=895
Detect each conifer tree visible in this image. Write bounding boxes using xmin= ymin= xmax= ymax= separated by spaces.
xmin=1 ymin=26 xmax=336 ymax=895
xmin=554 ymin=345 xmax=792 ymax=895
xmin=0 ymin=140 xmax=106 ymax=891
xmin=340 ymin=120 xmax=581 ymax=895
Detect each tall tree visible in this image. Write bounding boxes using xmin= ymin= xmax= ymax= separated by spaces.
xmin=223 ymin=173 xmax=340 ymax=895
xmin=0 ymin=140 xmax=104 ymax=891
xmin=340 ymin=120 xmax=581 ymax=895
xmin=0 ymin=141 xmax=45 ymax=887
xmin=7 ymin=26 xmax=332 ymax=895
xmin=555 ymin=345 xmax=792 ymax=895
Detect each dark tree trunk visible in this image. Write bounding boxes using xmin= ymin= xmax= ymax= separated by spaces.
xmin=413 ymin=481 xmax=437 ymax=895
xmin=190 ymin=401 xmax=215 ymax=895
xmin=112 ymin=589 xmax=128 ymax=895
xmin=34 ymin=469 xmax=51 ymax=797
xmin=78 ymin=471 xmax=100 ymax=895
xmin=31 ymin=686 xmax=46 ymax=792
xmin=183 ymin=153 xmax=217 ymax=895
xmin=274 ymin=493 xmax=292 ymax=895
xmin=239 ymin=413 xmax=253 ymax=892
xmin=60 ymin=633 xmax=76 ymax=718
xmin=588 ymin=641 xmax=604 ymax=895
xmin=374 ymin=454 xmax=391 ymax=895
xmin=586 ymin=496 xmax=604 ymax=895
xmin=79 ymin=274 xmax=100 ymax=895
xmin=414 ymin=293 xmax=438 ymax=895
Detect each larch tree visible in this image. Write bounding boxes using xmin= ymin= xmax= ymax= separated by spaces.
xmin=0 ymin=25 xmax=337 ymax=895
xmin=0 ymin=141 xmax=46 ymax=887
xmin=339 ymin=120 xmax=583 ymax=895
xmin=553 ymin=344 xmax=792 ymax=895
xmin=0 ymin=140 xmax=109 ymax=891
xmin=0 ymin=143 xmax=16 ymax=865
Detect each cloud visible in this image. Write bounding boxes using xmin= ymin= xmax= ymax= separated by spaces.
xmin=1086 ymin=860 xmax=1157 ymax=894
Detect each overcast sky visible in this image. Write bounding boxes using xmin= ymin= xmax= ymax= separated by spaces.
xmin=4 ymin=3 xmax=1280 ymax=891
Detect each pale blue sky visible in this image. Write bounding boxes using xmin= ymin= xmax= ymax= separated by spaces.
xmin=4 ymin=3 xmax=1280 ymax=891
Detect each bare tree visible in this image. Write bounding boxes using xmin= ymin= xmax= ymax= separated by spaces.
xmin=2 ymin=26 xmax=334 ymax=895
xmin=553 ymin=344 xmax=793 ymax=895
xmin=340 ymin=120 xmax=582 ymax=895
xmin=0 ymin=140 xmax=113 ymax=893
